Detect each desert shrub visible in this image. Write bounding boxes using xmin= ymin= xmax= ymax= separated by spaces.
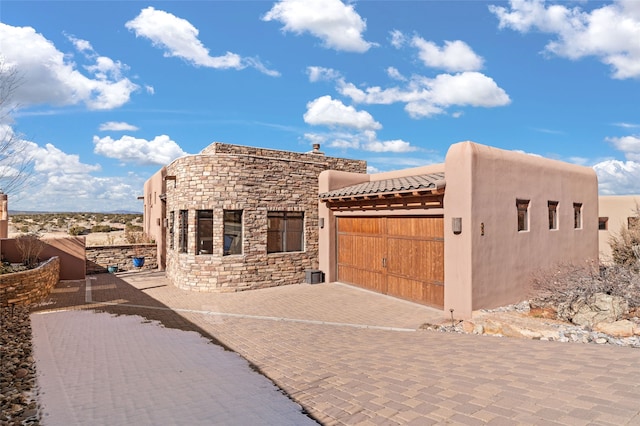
xmin=68 ymin=226 xmax=87 ymax=236
xmin=609 ymin=212 xmax=640 ymax=271
xmin=124 ymin=224 xmax=150 ymax=244
xmin=15 ymin=233 xmax=46 ymax=268
xmin=530 ymin=261 xmax=640 ymax=313
xmin=91 ymin=224 xmax=119 ymax=233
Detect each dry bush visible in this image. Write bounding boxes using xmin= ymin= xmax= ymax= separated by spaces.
xmin=609 ymin=204 xmax=640 ymax=271
xmin=124 ymin=224 xmax=151 ymax=244
xmin=530 ymin=261 xmax=640 ymax=314
xmin=15 ymin=233 xmax=46 ymax=268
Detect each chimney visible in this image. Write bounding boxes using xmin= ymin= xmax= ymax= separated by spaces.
xmin=310 ymin=143 xmax=324 ymax=155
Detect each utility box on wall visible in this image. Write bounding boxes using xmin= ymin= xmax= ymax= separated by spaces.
xmin=305 ymin=269 xmax=324 ymax=284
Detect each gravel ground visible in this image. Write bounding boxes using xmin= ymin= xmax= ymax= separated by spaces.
xmin=1 ymin=305 xmax=40 ymax=426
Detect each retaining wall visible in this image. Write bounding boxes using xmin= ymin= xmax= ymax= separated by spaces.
xmin=85 ymin=244 xmax=158 ymax=274
xmin=0 ymin=257 xmax=60 ymax=306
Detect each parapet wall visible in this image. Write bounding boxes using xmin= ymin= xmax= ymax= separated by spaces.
xmin=0 ymin=257 xmax=60 ymax=306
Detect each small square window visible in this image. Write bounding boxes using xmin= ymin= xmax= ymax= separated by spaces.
xmin=598 ymin=217 xmax=608 ymax=231
xmin=516 ymin=199 xmax=529 ymax=232
xmin=573 ymin=203 xmax=582 ymax=229
xmin=267 ymin=211 xmax=304 ymax=253
xmin=548 ymin=201 xmax=558 ymax=230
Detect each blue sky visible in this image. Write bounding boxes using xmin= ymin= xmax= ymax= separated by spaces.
xmin=1 ymin=0 xmax=639 ymax=212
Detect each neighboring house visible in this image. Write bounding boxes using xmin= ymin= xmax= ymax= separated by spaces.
xmin=318 ymin=141 xmax=599 ymax=319
xmin=598 ymin=195 xmax=640 ymax=263
xmin=142 ymin=142 xmax=365 ymax=292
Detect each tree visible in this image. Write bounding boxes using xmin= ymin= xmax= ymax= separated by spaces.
xmin=0 ymin=58 xmax=34 ymax=196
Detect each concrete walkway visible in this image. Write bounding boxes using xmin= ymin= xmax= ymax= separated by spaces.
xmin=32 ymin=271 xmax=640 ymax=425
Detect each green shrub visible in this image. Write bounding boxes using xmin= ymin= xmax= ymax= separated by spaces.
xmin=68 ymin=226 xmax=87 ymax=236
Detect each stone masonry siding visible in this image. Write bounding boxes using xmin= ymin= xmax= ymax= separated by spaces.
xmin=164 ymin=143 xmax=365 ymax=292
xmin=86 ymin=244 xmax=158 ymax=274
xmin=0 ymin=257 xmax=60 ymax=306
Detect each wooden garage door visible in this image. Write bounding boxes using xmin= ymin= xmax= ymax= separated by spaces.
xmin=337 ymin=216 xmax=444 ymax=308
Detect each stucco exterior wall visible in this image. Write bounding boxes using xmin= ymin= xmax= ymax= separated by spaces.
xmin=444 ymin=142 xmax=599 ymax=318
xmin=150 ymin=142 xmax=365 ymax=292
xmin=598 ymin=195 xmax=640 ymax=263
xmin=143 ymin=167 xmax=168 ymax=270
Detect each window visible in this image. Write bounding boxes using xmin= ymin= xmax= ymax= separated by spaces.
xmin=516 ymin=199 xmax=529 ymax=232
xmin=224 ymin=210 xmax=243 ymax=255
xmin=548 ymin=201 xmax=558 ymax=230
xmin=573 ymin=203 xmax=582 ymax=229
xmin=168 ymin=211 xmax=175 ymax=249
xmin=267 ymin=211 xmax=304 ymax=253
xmin=598 ymin=217 xmax=608 ymax=231
xmin=628 ymin=217 xmax=639 ymax=230
xmin=197 ymin=210 xmax=213 ymax=254
xmin=178 ymin=210 xmax=188 ymax=253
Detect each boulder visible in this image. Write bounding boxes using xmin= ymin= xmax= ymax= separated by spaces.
xmin=570 ymin=293 xmax=628 ymax=328
xmin=594 ymin=320 xmax=635 ymax=338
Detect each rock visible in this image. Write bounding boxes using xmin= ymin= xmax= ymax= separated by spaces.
xmin=594 ymin=320 xmax=636 ymax=338
xmin=461 ymin=320 xmax=476 ymax=334
xmin=570 ymin=293 xmax=628 ymax=328
xmin=15 ymin=368 xmax=28 ymax=378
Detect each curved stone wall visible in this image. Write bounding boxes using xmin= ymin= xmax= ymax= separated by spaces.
xmin=0 ymin=257 xmax=60 ymax=306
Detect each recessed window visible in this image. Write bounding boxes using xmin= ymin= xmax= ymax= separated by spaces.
xmin=178 ymin=210 xmax=188 ymax=253
xmin=168 ymin=211 xmax=175 ymax=249
xmin=224 ymin=210 xmax=243 ymax=255
xmin=573 ymin=203 xmax=582 ymax=229
xmin=598 ymin=217 xmax=608 ymax=231
xmin=628 ymin=217 xmax=639 ymax=230
xmin=197 ymin=210 xmax=213 ymax=254
xmin=548 ymin=201 xmax=558 ymax=230
xmin=267 ymin=211 xmax=304 ymax=253
xmin=516 ymin=199 xmax=529 ymax=232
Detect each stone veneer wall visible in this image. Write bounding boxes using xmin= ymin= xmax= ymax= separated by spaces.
xmin=0 ymin=257 xmax=60 ymax=306
xmin=85 ymin=244 xmax=158 ymax=274
xmin=164 ymin=143 xmax=366 ymax=292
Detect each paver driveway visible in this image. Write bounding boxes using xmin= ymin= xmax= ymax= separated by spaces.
xmin=33 ymin=271 xmax=640 ymax=425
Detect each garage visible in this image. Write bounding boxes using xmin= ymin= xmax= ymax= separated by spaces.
xmin=337 ymin=216 xmax=444 ymax=308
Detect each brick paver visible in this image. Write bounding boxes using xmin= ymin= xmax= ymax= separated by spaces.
xmin=32 ymin=271 xmax=640 ymax=425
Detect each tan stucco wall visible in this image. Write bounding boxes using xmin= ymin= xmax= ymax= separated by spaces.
xmin=444 ymin=142 xmax=599 ymax=318
xmin=143 ymin=167 xmax=168 ymax=270
xmin=598 ymin=195 xmax=640 ymax=263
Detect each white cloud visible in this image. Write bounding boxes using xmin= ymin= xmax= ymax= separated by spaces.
xmin=99 ymin=122 xmax=139 ymax=132
xmin=0 ymin=23 xmax=139 ymax=110
xmin=263 ymin=0 xmax=375 ymax=53
xmin=386 ymin=67 xmax=406 ymax=81
xmin=304 ymin=96 xmax=381 ymax=130
xmin=304 ymin=129 xmax=417 ymax=154
xmin=29 ymin=142 xmax=101 ymax=175
xmin=307 ymin=66 xmax=342 ymax=82
xmin=411 ymin=37 xmax=484 ymax=72
xmin=389 ymin=30 xmax=406 ymax=49
xmin=338 ymin=72 xmax=510 ymax=118
xmin=593 ymin=159 xmax=640 ymax=194
xmin=606 ymin=135 xmax=640 ymax=161
xmin=93 ymin=134 xmax=190 ymax=166
xmin=126 ymin=7 xmax=279 ymax=76
xmin=490 ymin=0 xmax=640 ymax=79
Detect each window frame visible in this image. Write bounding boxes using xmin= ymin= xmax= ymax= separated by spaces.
xmin=548 ymin=201 xmax=558 ymax=230
xmin=196 ymin=210 xmax=214 ymax=255
xmin=598 ymin=217 xmax=609 ymax=231
xmin=223 ymin=210 xmax=243 ymax=256
xmin=516 ymin=199 xmax=530 ymax=232
xmin=267 ymin=211 xmax=304 ymax=253
xmin=168 ymin=211 xmax=175 ymax=250
xmin=573 ymin=203 xmax=583 ymax=229
xmin=178 ymin=209 xmax=188 ymax=253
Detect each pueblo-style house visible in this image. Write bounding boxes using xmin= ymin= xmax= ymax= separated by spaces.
xmin=143 ymin=140 xmax=599 ymax=319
